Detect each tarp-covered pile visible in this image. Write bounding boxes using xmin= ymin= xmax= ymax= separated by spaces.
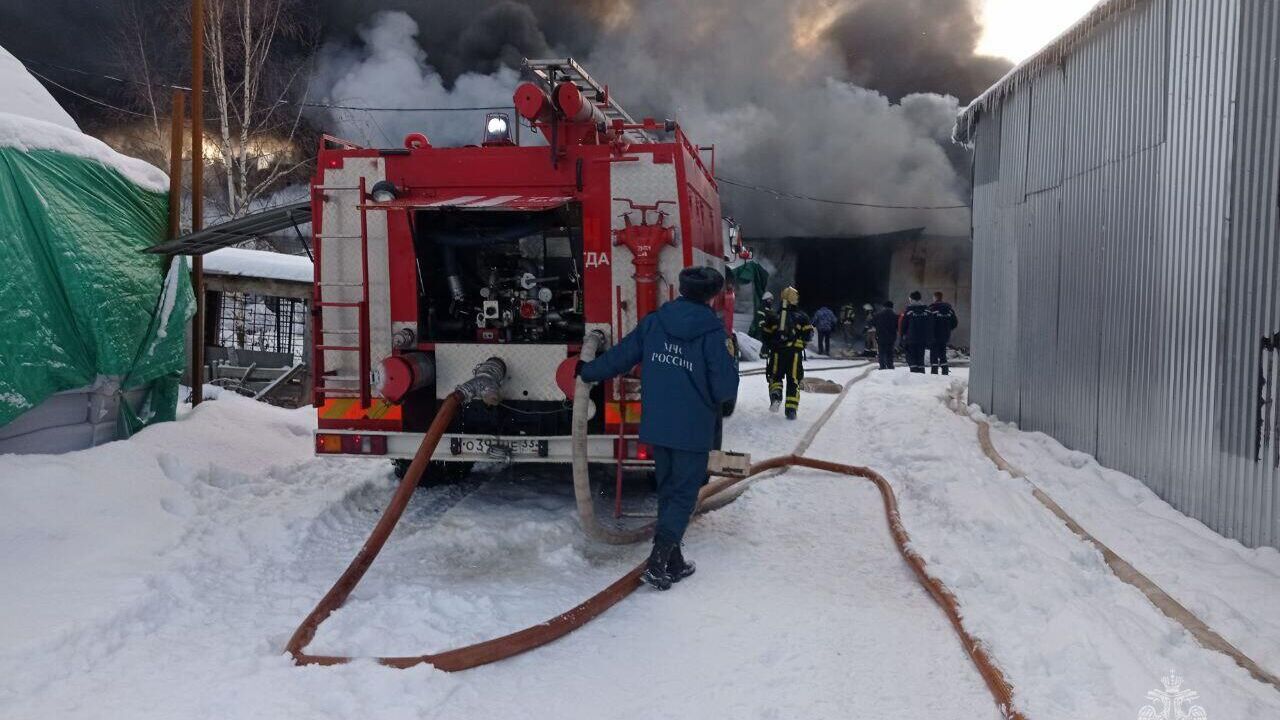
xmin=0 ymin=45 xmax=193 ymax=436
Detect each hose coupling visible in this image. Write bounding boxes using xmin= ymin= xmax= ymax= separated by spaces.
xmin=456 ymin=357 xmax=508 ymax=406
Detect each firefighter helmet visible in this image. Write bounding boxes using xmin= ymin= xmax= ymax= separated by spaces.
xmin=780 ymin=286 xmax=799 ymax=306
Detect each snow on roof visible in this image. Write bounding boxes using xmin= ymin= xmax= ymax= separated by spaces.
xmin=0 ymin=44 xmax=169 ymax=192
xmin=202 ymin=248 xmax=313 ymax=284
xmin=953 ymin=0 xmax=1144 ymax=143
xmin=0 ymin=45 xmax=78 ymax=131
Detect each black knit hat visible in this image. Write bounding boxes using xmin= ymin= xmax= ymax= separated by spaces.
xmin=678 ymin=266 xmax=724 ymax=304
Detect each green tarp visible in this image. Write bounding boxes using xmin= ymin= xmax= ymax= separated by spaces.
xmin=0 ymin=146 xmax=193 ymax=431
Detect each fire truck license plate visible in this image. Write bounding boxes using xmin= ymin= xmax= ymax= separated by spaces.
xmin=451 ymin=438 xmax=543 ymax=457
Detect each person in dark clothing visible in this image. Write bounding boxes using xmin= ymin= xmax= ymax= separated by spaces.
xmin=752 ymin=292 xmax=775 ymax=365
xmin=578 ymin=266 xmax=740 ymax=591
xmin=839 ymin=303 xmax=859 ymax=345
xmin=927 ymin=291 xmax=958 ymax=375
xmin=764 ymin=286 xmax=814 ymax=420
xmin=812 ymin=306 xmax=837 ymax=355
xmin=871 ymin=301 xmax=899 ymax=370
xmin=899 ymin=291 xmax=932 ymax=374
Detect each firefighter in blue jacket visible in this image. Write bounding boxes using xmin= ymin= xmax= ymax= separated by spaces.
xmin=577 ymin=267 xmax=740 ymax=591
xmin=764 ymin=286 xmax=814 ymax=420
xmin=927 ymin=291 xmax=958 ymax=375
xmin=899 ymin=291 xmax=932 ymax=374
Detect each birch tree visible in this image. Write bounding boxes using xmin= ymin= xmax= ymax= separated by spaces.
xmin=202 ymin=0 xmax=316 ymax=218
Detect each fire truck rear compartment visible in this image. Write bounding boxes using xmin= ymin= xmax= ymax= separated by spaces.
xmin=411 ymin=204 xmax=585 ymax=345
xmin=403 ymin=203 xmax=599 ymax=440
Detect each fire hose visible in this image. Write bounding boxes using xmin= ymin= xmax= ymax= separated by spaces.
xmin=286 ymin=357 xmax=1026 ymax=719
xmin=954 ymin=398 xmax=1280 ymax=692
xmin=570 ymin=329 xmax=656 ymax=544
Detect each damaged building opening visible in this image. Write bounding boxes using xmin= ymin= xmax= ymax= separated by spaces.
xmin=744 ymin=227 xmax=972 ymax=348
xmin=792 ymin=235 xmax=897 ymax=311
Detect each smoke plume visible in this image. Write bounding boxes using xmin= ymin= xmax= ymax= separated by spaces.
xmin=311 ymin=12 xmax=523 ymax=148
xmin=825 ymin=0 xmax=1012 ymax=103
xmin=0 ymin=0 xmax=1013 ymax=235
xmin=312 ymin=0 xmax=1009 ymax=236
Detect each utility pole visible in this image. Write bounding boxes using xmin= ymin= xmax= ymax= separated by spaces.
xmin=190 ymin=0 xmax=205 ymax=405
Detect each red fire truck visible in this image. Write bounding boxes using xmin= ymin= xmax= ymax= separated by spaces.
xmin=310 ymin=59 xmax=745 ymax=474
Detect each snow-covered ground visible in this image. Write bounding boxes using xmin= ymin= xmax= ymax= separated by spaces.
xmin=2 ymin=369 xmax=1278 ymax=719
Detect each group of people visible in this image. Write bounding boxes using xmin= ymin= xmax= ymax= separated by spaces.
xmin=869 ymin=291 xmax=958 ymax=374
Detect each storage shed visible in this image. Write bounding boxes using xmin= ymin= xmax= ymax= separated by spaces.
xmin=956 ymin=0 xmax=1280 ymax=547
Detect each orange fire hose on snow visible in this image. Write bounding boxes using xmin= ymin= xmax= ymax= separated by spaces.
xmin=285 ymin=406 xmax=1026 ymax=718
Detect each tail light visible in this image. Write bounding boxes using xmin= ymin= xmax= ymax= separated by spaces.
xmin=604 ymin=401 xmax=642 ymax=431
xmin=316 ymin=433 xmax=388 ymax=455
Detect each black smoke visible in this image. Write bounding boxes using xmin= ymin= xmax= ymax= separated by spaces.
xmin=1 ymin=0 xmax=1015 ymax=235
xmin=825 ymin=0 xmax=1012 ymax=103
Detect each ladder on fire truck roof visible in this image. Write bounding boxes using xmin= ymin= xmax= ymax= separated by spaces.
xmin=522 ymin=58 xmax=655 ymax=144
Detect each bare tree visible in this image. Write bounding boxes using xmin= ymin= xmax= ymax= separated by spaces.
xmin=203 ymin=0 xmax=316 ymax=218
xmin=113 ymin=0 xmax=318 ymax=221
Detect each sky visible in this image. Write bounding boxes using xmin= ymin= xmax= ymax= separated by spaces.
xmin=979 ymin=0 xmax=1100 ymax=62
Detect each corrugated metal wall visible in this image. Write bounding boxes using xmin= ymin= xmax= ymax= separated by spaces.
xmin=968 ymin=0 xmax=1280 ymax=548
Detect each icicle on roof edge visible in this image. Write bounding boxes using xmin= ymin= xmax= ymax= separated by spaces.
xmin=953 ymin=0 xmax=1147 ymax=144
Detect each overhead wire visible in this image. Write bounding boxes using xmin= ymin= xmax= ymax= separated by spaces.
xmin=25 ymin=68 xmax=154 ymax=118
xmin=25 ymin=56 xmax=973 ymax=212
xmin=714 ymin=176 xmax=970 ymax=211
xmin=21 ymin=57 xmax=507 ymax=113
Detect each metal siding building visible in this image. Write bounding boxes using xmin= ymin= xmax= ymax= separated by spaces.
xmin=956 ymin=0 xmax=1280 ymax=548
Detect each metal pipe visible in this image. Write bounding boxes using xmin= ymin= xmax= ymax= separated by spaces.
xmin=554 ymin=81 xmax=607 ymax=126
xmin=189 ymin=0 xmax=205 ymax=406
xmin=513 ymin=81 xmax=555 ymax=123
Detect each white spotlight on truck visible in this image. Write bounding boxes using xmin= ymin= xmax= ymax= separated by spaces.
xmin=368 ymin=180 xmax=398 ymax=203
xmin=483 ymin=112 xmax=514 ymax=146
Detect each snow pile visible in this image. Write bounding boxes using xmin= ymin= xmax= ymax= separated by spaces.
xmin=0 ymin=45 xmax=77 ymax=131
xmin=203 ymin=248 xmax=313 ymax=283
xmin=0 ymin=44 xmax=168 ymax=191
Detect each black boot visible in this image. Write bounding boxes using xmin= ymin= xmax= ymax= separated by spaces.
xmin=667 ymin=544 xmax=696 ymax=582
xmin=642 ymin=537 xmax=676 ymax=590
xmin=785 ymin=407 xmax=797 ymax=420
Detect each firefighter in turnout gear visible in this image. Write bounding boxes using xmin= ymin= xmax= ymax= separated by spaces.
xmin=839 ymin=303 xmax=859 ymax=345
xmin=766 ymin=286 xmax=814 ymax=420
